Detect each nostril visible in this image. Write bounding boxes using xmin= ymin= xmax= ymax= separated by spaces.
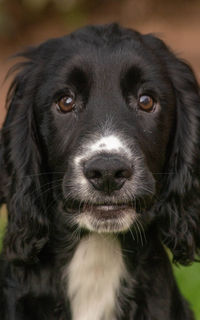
xmin=115 ymin=168 xmax=133 ymax=180
xmin=115 ymin=170 xmax=125 ymax=179
xmin=85 ymin=169 xmax=102 ymax=180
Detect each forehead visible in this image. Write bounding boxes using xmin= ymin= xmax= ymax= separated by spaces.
xmin=61 ymin=38 xmax=158 ymax=72
xmin=44 ymin=40 xmax=165 ymax=95
xmin=36 ymin=27 xmax=172 ymax=104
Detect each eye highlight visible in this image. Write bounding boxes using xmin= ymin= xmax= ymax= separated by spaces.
xmin=138 ymin=95 xmax=154 ymax=112
xmin=56 ymin=91 xmax=75 ymax=113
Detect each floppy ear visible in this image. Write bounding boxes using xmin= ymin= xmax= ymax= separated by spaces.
xmin=0 ymin=132 xmax=7 ymax=205
xmin=144 ymin=34 xmax=200 ymax=265
xmin=1 ymin=50 xmax=50 ymax=264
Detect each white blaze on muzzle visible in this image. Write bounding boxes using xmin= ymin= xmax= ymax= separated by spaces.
xmin=74 ymin=134 xmax=132 ymax=167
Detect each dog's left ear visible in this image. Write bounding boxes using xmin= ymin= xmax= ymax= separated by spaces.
xmin=144 ymin=34 xmax=200 ymax=265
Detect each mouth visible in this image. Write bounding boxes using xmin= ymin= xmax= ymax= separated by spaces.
xmin=83 ymin=203 xmax=133 ymax=218
xmin=66 ymin=201 xmax=136 ymax=233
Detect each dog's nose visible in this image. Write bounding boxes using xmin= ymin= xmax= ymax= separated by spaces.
xmin=83 ymin=156 xmax=133 ymax=195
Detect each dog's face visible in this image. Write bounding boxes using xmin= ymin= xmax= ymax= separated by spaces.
xmin=35 ymin=26 xmax=175 ymax=233
xmin=3 ymin=24 xmax=200 ymax=264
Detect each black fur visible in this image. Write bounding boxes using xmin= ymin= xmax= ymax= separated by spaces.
xmin=0 ymin=24 xmax=200 ymax=319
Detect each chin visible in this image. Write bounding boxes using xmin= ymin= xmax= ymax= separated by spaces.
xmin=76 ymin=205 xmax=137 ymax=233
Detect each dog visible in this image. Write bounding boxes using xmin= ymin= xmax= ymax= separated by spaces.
xmin=0 ymin=23 xmax=200 ymax=320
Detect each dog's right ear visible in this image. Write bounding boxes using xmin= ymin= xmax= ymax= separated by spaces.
xmin=1 ymin=48 xmax=50 ymax=264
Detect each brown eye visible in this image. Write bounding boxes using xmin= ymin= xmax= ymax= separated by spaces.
xmin=57 ymin=92 xmax=75 ymax=113
xmin=138 ymin=95 xmax=154 ymax=112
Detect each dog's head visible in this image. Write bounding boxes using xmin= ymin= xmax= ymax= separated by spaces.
xmin=2 ymin=24 xmax=200 ymax=265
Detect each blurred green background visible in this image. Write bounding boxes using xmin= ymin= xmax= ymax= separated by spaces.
xmin=0 ymin=0 xmax=200 ymax=318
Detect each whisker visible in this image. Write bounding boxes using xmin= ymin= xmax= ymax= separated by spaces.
xmin=135 ymin=218 xmax=144 ymax=247
xmin=137 ymin=217 xmax=147 ymax=244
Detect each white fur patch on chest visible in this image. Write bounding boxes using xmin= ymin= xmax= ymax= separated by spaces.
xmin=66 ymin=234 xmax=126 ymax=320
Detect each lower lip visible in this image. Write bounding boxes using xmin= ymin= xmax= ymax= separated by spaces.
xmin=83 ymin=204 xmax=132 ymax=218
xmin=95 ymin=204 xmax=129 ymax=211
